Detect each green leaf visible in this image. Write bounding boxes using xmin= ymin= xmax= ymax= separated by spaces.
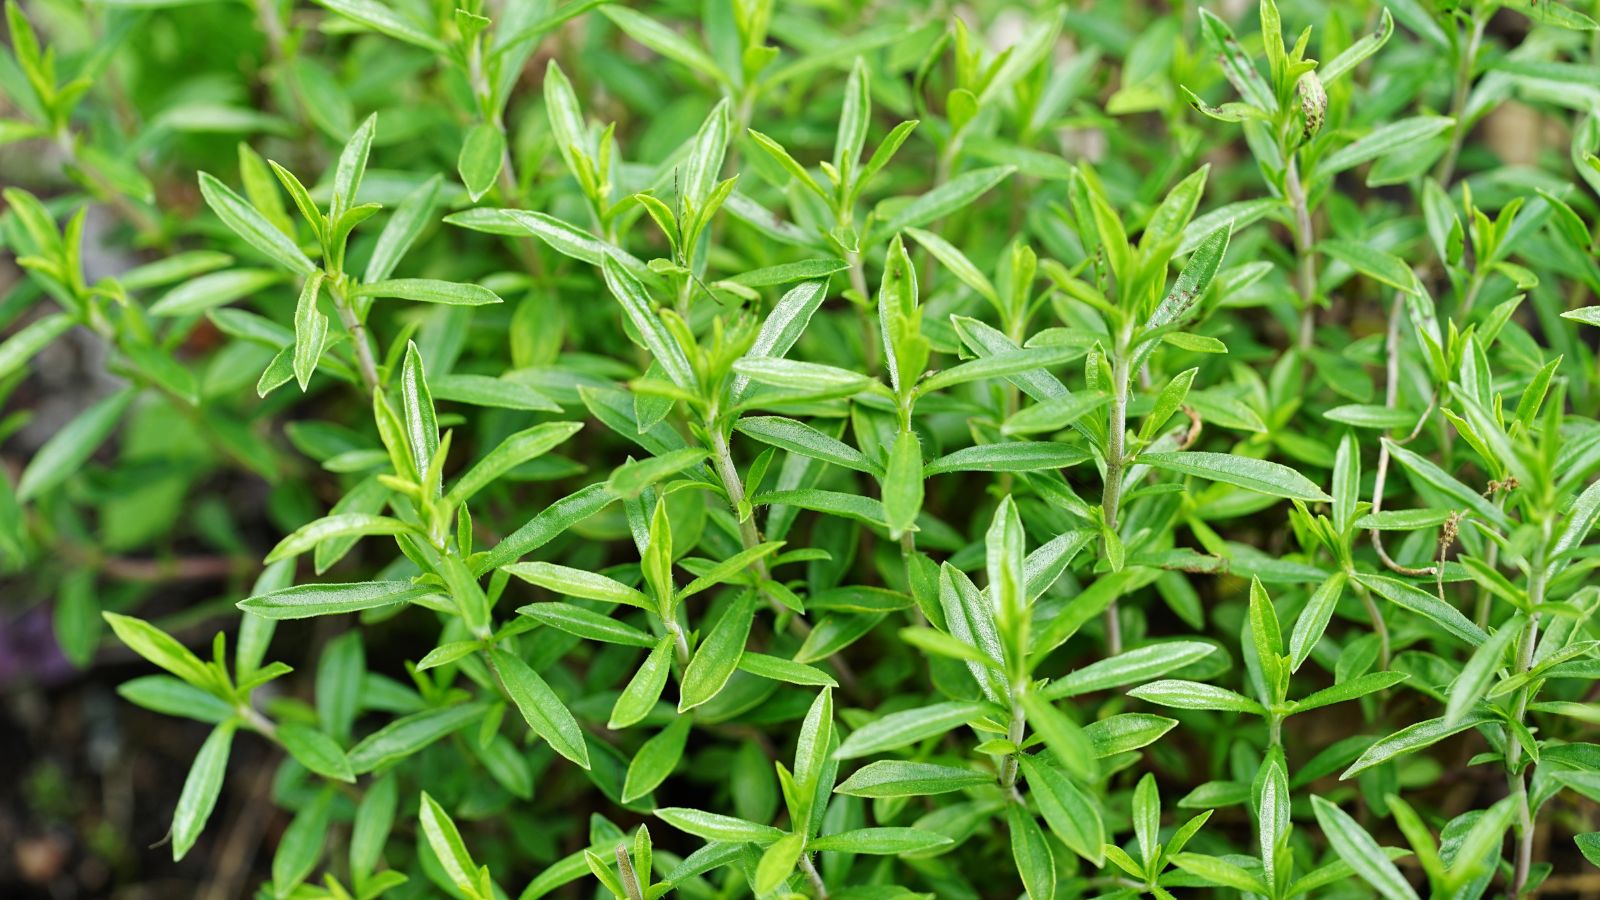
xmin=102 ymin=612 xmax=217 ymax=692
xmin=725 ymin=258 xmax=845 ymax=287
xmin=924 ymin=441 xmax=1089 ymax=475
xmin=1554 ymin=478 xmax=1600 ymax=558
xmin=1289 ymin=571 xmax=1347 ymax=672
xmin=731 ymin=357 xmax=872 ymax=397
xmin=517 ymin=601 xmax=655 ymax=648
xmin=417 ymin=377 xmax=551 ymax=415
xmin=791 ymin=686 xmax=833 ymax=824
xmin=622 ymin=715 xmax=692 ymax=802
xmin=273 ymin=789 xmax=334 ymax=893
xmin=446 ymin=422 xmax=582 ymax=507
xmin=348 ymin=703 xmax=486 ymax=773
xmin=834 ymin=57 xmax=871 ymax=177
xmin=654 ymin=807 xmax=785 ymax=843
xmin=506 ymin=562 xmax=652 ymax=609
xmin=148 ymin=268 xmax=283 ymax=317
xmin=1007 ymin=803 xmax=1056 ymax=900
xmin=1340 ymin=713 xmax=1493 ymax=778
xmin=731 ymin=279 xmax=829 ymax=399
xmin=737 ymin=652 xmax=838 ymax=687
xmin=313 ymin=0 xmax=445 ymax=52
xmin=365 ymin=175 xmax=441 ymax=283
xmin=920 ymin=345 xmax=1077 ymax=393
xmin=1320 ymin=8 xmax=1394 ymax=83
xmin=1353 ymin=574 xmax=1488 ymax=646
xmin=607 ymin=448 xmax=710 ymax=498
xmin=1140 ymin=368 xmax=1197 ymax=442
xmin=601 ymin=255 xmax=697 ymax=391
xmin=1041 ymin=641 xmax=1216 ymax=699
xmin=599 ymin=6 xmax=725 ymax=83
xmin=359 ymin=278 xmax=502 ymax=306
xmin=735 ymin=416 xmax=875 ymax=473
xmin=835 ymin=760 xmax=991 ymax=797
xmin=873 ymin=166 xmax=1016 ymax=240
xmin=171 ymin=721 xmax=236 ymax=861
xmin=1325 ymin=404 xmax=1418 ymax=429
xmin=239 ymin=581 xmax=436 ymax=619
xmin=1170 ymin=852 xmax=1270 ymax=893
xmin=349 ymin=773 xmax=397 ymax=879
xmin=0 ymin=312 xmax=72 ymax=380
xmin=1002 ymin=393 xmax=1109 ymax=436
xmin=907 ymin=226 xmax=1000 ymax=308
xmin=265 ymin=513 xmax=414 ymax=563
xmin=1139 ymin=451 xmax=1332 ymax=502
xmin=198 ymin=171 xmax=317 ymax=275
xmin=17 ymin=388 xmax=136 ymax=501
xmin=117 ymin=672 xmax=228 ymax=720
xmin=609 ymin=636 xmax=675 ymax=729
xmin=1320 ymin=240 xmax=1420 ymax=294
xmin=809 ymin=827 xmax=951 ymax=854
xmin=753 ymin=833 xmax=804 ymax=894
xmin=679 ymin=542 xmax=786 ymax=600
xmin=1127 ymin=679 xmax=1266 ymax=714
xmin=833 ymin=700 xmax=986 ymax=759
xmin=291 ymin=271 xmax=328 ymax=389
xmin=418 ymin=791 xmax=483 ymax=898
xmin=882 ymin=430 xmax=924 ymax=539
xmin=276 ymin=723 xmax=356 ymax=782
xmin=1293 ymin=671 xmax=1408 ymax=712
xmin=1019 ymin=755 xmax=1105 ymax=865
xmin=1020 ymin=692 xmax=1097 ymax=782
xmin=1085 ymin=713 xmax=1179 ymax=757
xmin=1383 ymin=439 xmax=1510 ymax=529
xmin=1445 ymin=615 xmax=1522 ymax=726
xmin=1576 ymin=833 xmax=1600 ymax=868
xmin=492 ymin=648 xmax=591 ymax=768
xmin=678 ymin=591 xmax=755 ymax=711
xmin=458 ymin=123 xmax=505 ymax=203
xmin=1318 ymin=116 xmax=1455 ymax=177
xmin=1310 ymin=796 xmax=1419 ymax=900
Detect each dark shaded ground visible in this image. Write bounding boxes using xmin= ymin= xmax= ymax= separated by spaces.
xmin=0 ymin=606 xmax=283 ymax=900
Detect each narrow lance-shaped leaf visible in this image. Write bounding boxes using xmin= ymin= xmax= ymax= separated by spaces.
xmin=418 ymin=791 xmax=484 ymax=899
xmin=171 ymin=721 xmax=237 ymax=861
xmin=1140 ymin=451 xmax=1332 ymax=502
xmin=1310 ymin=796 xmax=1420 ymax=900
xmin=600 ymin=255 xmax=697 ymax=391
xmin=678 ymin=590 xmax=755 ymax=711
xmin=17 ymin=388 xmax=137 ymax=501
xmin=491 ymin=648 xmax=591 ymax=769
xmin=198 ymin=171 xmax=317 ymax=275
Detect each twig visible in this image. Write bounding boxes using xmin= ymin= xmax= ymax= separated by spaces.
xmin=326 ymin=278 xmax=381 ymax=393
xmin=1434 ymin=13 xmax=1486 ymax=187
xmin=1284 ymin=155 xmax=1318 ymax=354
xmin=1101 ymin=349 xmax=1130 ymax=655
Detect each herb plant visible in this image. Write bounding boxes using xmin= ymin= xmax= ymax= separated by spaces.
xmin=5 ymin=0 xmax=1600 ymax=897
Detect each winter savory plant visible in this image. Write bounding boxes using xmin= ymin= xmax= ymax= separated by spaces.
xmin=4 ymin=0 xmax=1600 ymax=896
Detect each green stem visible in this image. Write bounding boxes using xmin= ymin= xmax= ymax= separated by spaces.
xmin=798 ymin=852 xmax=829 ymax=899
xmin=1507 ymin=525 xmax=1548 ymax=897
xmin=709 ymin=426 xmax=772 ymax=589
xmin=616 ymin=844 xmax=646 ymax=900
xmin=1435 ymin=13 xmax=1486 ymax=187
xmin=1356 ymin=582 xmax=1392 ymax=671
xmin=1102 ymin=349 xmax=1130 ymax=655
xmin=326 ymin=277 xmax=381 ymax=394
xmin=999 ymin=687 xmax=1027 ymax=790
xmin=1284 ymin=154 xmax=1317 ymax=353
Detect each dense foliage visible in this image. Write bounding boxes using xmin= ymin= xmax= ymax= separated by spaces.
xmin=5 ymin=0 xmax=1600 ymax=896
